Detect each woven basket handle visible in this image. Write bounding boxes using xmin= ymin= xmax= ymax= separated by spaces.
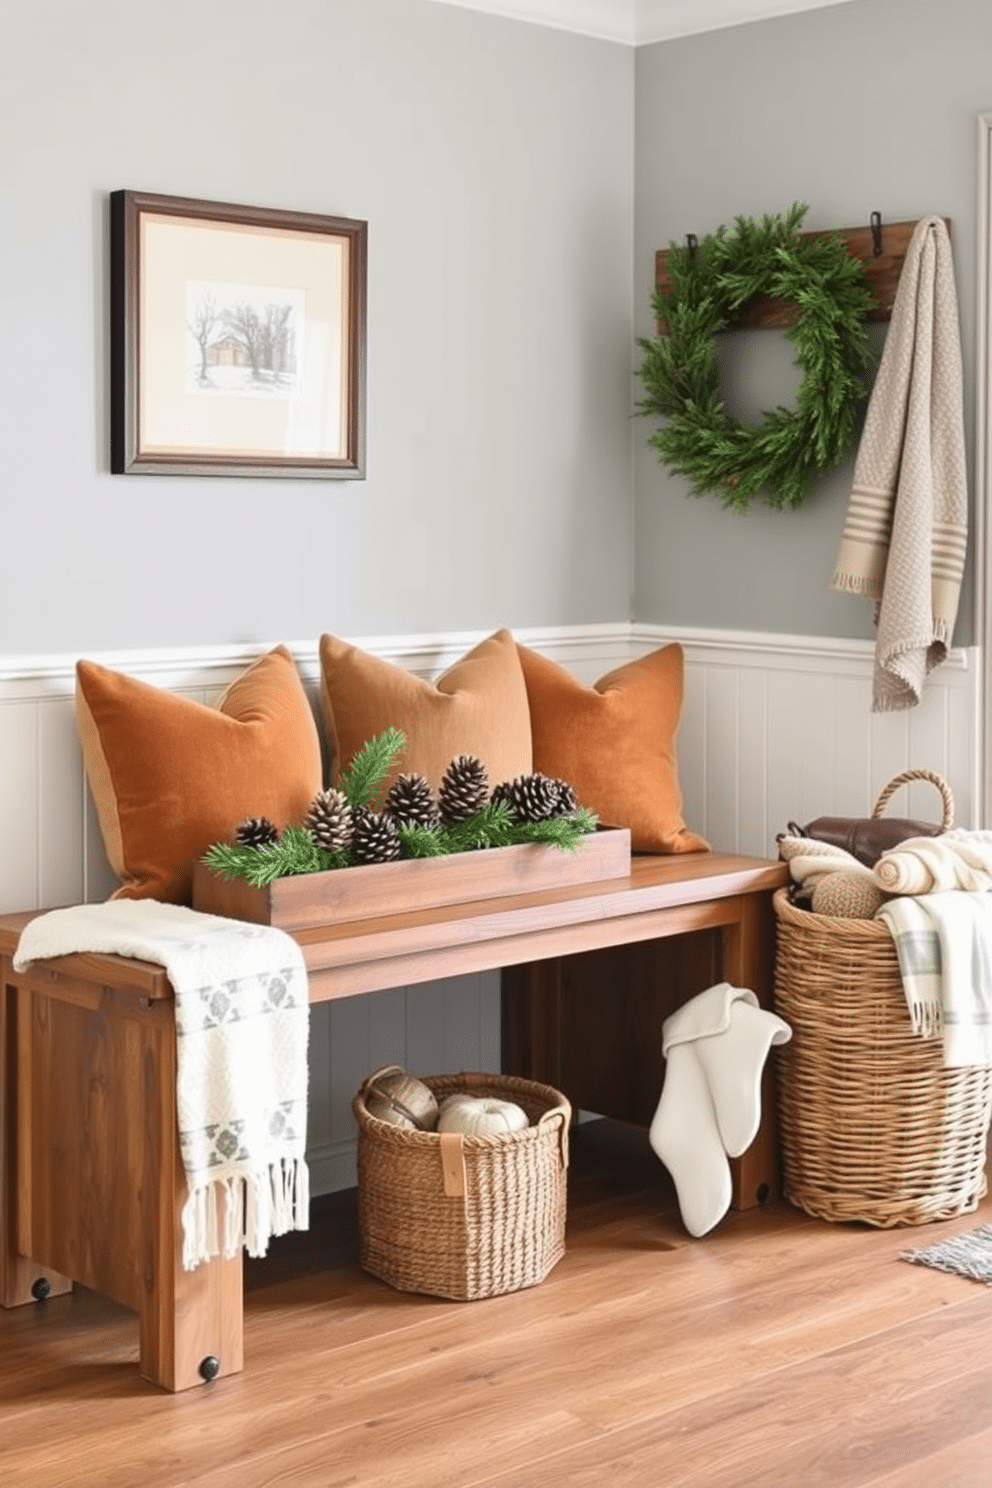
xmin=359 ymin=1063 xmax=406 ymax=1095
xmin=357 ymin=1063 xmax=409 ymax=1116
xmin=871 ymin=769 xmax=954 ymax=829
xmin=538 ymin=1107 xmax=571 ymax=1169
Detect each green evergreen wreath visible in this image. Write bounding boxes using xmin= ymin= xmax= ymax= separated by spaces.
xmin=636 ymin=203 xmax=875 ymax=513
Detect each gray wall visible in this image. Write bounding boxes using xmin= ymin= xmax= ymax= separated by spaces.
xmin=0 ymin=0 xmax=634 ymax=657
xmin=634 ymin=0 xmax=987 ymax=646
xmin=5 ymin=0 xmax=989 ymax=660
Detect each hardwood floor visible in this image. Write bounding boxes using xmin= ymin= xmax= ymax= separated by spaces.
xmin=2 ymin=1119 xmax=990 ymax=1488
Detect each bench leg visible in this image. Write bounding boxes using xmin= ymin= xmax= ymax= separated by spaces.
xmin=3 ymin=960 xmax=243 ymax=1388
xmin=1 ymin=967 xmax=72 ymax=1308
xmin=138 ymin=1191 xmax=243 ymax=1392
xmin=138 ymin=1014 xmax=244 ymax=1392
xmin=722 ymin=891 xmax=781 ymax=1209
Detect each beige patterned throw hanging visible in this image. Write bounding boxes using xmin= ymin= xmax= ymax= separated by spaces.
xmin=832 ymin=215 xmax=967 ymax=712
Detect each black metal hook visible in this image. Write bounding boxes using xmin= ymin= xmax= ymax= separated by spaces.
xmin=870 ymin=211 xmax=883 ymax=257
xmin=686 ymin=233 xmax=698 ymax=260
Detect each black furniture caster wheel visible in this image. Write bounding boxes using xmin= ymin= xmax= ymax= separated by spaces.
xmin=31 ymin=1277 xmax=51 ymax=1302
xmin=199 ymin=1355 xmax=221 ymax=1383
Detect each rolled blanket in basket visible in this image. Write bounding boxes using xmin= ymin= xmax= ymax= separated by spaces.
xmin=874 ymin=828 xmax=992 ymax=896
xmin=14 ymin=900 xmax=310 ymax=1269
xmin=876 ymin=893 xmax=992 ymax=1067
xmin=777 ymin=835 xmax=875 ymax=896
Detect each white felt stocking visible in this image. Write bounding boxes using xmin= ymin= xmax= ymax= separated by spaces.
xmin=650 ymin=983 xmax=793 ymax=1237
xmin=649 ymin=1042 xmax=731 ymax=1238
xmin=692 ymin=998 xmax=792 ymax=1159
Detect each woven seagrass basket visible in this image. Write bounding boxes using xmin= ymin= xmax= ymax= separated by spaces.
xmin=773 ymin=889 xmax=992 ymax=1227
xmin=352 ymin=1070 xmax=571 ymax=1300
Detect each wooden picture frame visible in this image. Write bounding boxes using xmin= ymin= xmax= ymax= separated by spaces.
xmin=110 ymin=190 xmax=367 ymax=479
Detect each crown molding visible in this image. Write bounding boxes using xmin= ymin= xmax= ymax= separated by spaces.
xmin=635 ymin=0 xmax=862 ymax=44
xmin=426 ymin=0 xmax=862 ymax=45
xmin=427 ymin=0 xmax=635 ymax=43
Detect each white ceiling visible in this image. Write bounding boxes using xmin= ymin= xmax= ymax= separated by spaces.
xmin=429 ymin=0 xmax=863 ymax=45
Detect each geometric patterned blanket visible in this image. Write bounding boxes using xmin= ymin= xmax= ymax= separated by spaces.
xmin=14 ymin=899 xmax=309 ymax=1270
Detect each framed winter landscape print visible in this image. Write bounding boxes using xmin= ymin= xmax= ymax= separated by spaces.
xmin=110 ymin=190 xmax=367 ymax=478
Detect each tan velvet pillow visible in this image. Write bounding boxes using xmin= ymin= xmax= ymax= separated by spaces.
xmin=318 ymin=628 xmax=532 ymax=798
xmin=516 ymin=642 xmax=708 ymax=854
xmin=76 ymin=646 xmax=323 ymax=904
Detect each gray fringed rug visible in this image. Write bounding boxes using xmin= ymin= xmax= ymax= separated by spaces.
xmin=901 ymin=1224 xmax=992 ymax=1285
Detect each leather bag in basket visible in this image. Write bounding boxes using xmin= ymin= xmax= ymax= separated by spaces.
xmin=787 ymin=768 xmax=954 ymax=869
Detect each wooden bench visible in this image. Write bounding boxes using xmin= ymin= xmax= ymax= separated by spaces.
xmin=0 ymin=849 xmax=787 ymax=1392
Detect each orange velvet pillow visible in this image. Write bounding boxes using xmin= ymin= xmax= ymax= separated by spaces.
xmin=318 ymin=627 xmax=532 ymax=799
xmin=76 ymin=646 xmax=323 ymax=903
xmin=516 ymin=643 xmax=708 ymax=854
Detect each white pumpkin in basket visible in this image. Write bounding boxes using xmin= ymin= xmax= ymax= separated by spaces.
xmin=437 ymin=1093 xmax=530 ymax=1137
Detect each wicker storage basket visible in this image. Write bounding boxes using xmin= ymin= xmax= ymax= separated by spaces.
xmin=352 ymin=1070 xmax=571 ymax=1300
xmin=773 ymin=889 xmax=992 ymax=1227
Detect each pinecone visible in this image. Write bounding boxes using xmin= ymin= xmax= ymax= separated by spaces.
xmin=351 ymin=809 xmax=402 ymax=864
xmin=384 ymin=772 xmax=441 ymax=829
xmin=438 ymin=754 xmax=489 ymax=822
xmin=233 ymin=815 xmax=280 ymax=847
xmin=304 ymin=788 xmax=354 ymax=852
xmin=551 ymin=778 xmax=578 ymax=816
xmin=494 ymin=772 xmax=561 ymax=822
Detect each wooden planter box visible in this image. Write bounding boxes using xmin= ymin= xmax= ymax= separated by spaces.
xmin=191 ymin=827 xmax=632 ymax=931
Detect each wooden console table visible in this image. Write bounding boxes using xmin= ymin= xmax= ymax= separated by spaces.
xmin=0 ymin=850 xmax=787 ymax=1392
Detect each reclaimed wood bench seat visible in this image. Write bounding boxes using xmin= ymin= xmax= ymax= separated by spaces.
xmin=0 ymin=849 xmax=787 ymax=1392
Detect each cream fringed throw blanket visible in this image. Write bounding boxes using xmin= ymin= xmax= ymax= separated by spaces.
xmin=14 ymin=901 xmax=310 ymax=1270
xmin=876 ymin=894 xmax=992 ymax=1068
xmin=832 ymin=215 xmax=967 ymax=713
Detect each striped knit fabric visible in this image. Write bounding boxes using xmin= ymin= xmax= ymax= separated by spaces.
xmin=832 ymin=216 xmax=967 ymax=712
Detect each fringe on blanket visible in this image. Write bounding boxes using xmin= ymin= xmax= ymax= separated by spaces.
xmin=907 ymin=997 xmax=943 ymax=1041
xmin=181 ymin=1159 xmax=311 ymax=1272
xmin=832 ymin=571 xmax=876 ymax=597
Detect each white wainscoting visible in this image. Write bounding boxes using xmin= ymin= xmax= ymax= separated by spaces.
xmin=0 ymin=625 xmax=981 ymax=1191
xmin=637 ymin=626 xmax=983 ymax=857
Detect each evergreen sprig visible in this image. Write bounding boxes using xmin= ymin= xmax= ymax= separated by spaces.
xmin=508 ymin=806 xmax=598 ymax=849
xmin=396 ymin=823 xmax=448 ymax=859
xmin=636 ymin=203 xmax=875 ymax=513
xmin=437 ymin=799 xmax=521 ymax=853
xmin=398 ymin=802 xmax=596 ymax=860
xmin=202 ymin=825 xmax=349 ymax=888
xmin=335 ymin=727 xmax=406 ymax=808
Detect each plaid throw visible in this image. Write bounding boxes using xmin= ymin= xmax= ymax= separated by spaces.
xmin=876 ymin=894 xmax=992 ymax=1068
xmin=15 ymin=900 xmax=310 ymax=1269
xmin=832 ymin=216 xmax=967 ymax=712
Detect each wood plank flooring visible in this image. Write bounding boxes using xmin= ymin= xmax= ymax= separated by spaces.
xmin=1 ymin=1119 xmax=990 ymax=1488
